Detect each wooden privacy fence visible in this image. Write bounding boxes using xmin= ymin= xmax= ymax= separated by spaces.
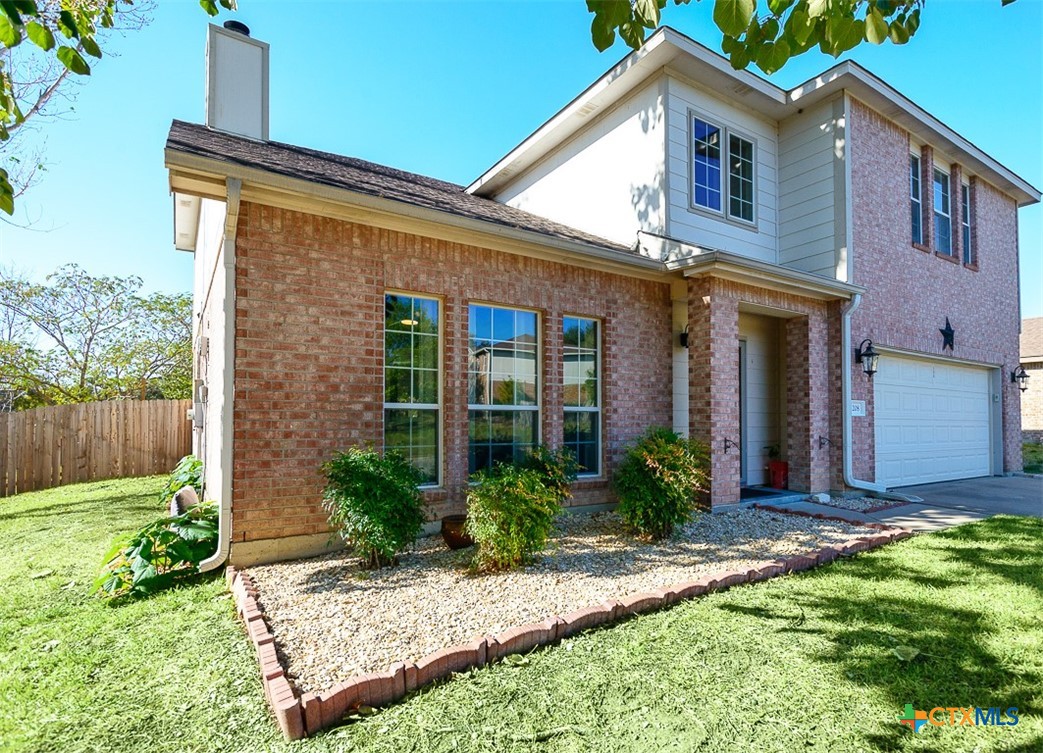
xmin=0 ymin=400 xmax=192 ymax=497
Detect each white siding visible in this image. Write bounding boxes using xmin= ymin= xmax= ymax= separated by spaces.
xmin=777 ymin=97 xmax=847 ymax=280
xmin=739 ymin=313 xmax=782 ymax=486
xmin=192 ymin=199 xmax=229 ymax=503
xmin=664 ymin=74 xmax=778 ymax=263
xmin=493 ymin=81 xmax=666 ymax=246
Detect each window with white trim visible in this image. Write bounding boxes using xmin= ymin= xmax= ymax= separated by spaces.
xmin=933 ymin=168 xmax=952 ymax=254
xmin=910 ymin=154 xmax=922 ymax=244
xmin=691 ymin=114 xmax=755 ymax=223
xmin=961 ymin=183 xmax=973 ymax=265
xmin=562 ymin=316 xmax=600 ymax=476
xmin=468 ymin=304 xmax=539 ymax=474
xmin=384 ymin=293 xmax=440 ymax=484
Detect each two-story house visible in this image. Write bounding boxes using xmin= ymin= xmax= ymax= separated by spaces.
xmin=167 ymin=23 xmax=1039 ymax=567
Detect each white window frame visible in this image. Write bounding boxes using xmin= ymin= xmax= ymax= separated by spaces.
xmin=933 ymin=168 xmax=952 ymax=255
xmin=466 ymin=303 xmax=541 ymax=475
xmin=910 ymin=153 xmax=923 ymax=245
xmin=961 ymin=182 xmax=973 ymax=265
xmin=562 ymin=315 xmax=602 ymax=478
xmin=688 ymin=110 xmax=758 ymax=227
xmin=383 ymin=291 xmax=442 ymax=487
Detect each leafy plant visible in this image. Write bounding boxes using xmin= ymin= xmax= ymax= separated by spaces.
xmin=158 ymin=454 xmax=203 ymax=510
xmin=94 ymin=501 xmax=219 ymax=599
xmin=467 ymin=463 xmax=562 ymax=572
xmin=321 ymin=447 xmax=426 ymax=568
xmin=519 ymin=445 xmax=580 ymax=505
xmin=765 ymin=444 xmax=782 ymax=461
xmin=613 ymin=427 xmax=711 ymax=540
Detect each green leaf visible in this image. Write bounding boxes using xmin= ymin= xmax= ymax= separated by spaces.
xmin=0 ymin=12 xmax=20 ymax=47
xmin=713 ymin=0 xmax=756 ymax=38
xmin=24 ymin=20 xmax=53 ymax=50
xmin=219 ymin=0 xmax=238 ymax=9
xmin=199 ymin=0 xmax=219 ymax=17
xmin=888 ymin=19 xmax=910 ymax=44
xmin=767 ymin=0 xmax=794 ymax=15
xmin=634 ymin=0 xmax=660 ymax=28
xmin=619 ymin=20 xmax=646 ymax=49
xmin=865 ymin=7 xmax=888 ymax=44
xmin=787 ymin=10 xmax=814 ymax=45
xmin=891 ymin=645 xmax=921 ymax=662
xmin=728 ymin=44 xmax=750 ymax=70
xmin=757 ymin=38 xmax=791 ymax=73
xmin=58 ymin=9 xmax=78 ymax=38
xmin=806 ymin=0 xmax=829 ymax=19
xmin=591 ymin=16 xmax=615 ymax=51
xmin=80 ymin=34 xmax=101 ymax=59
xmin=720 ymin=34 xmax=737 ymax=53
xmin=56 ymin=46 xmax=90 ymax=75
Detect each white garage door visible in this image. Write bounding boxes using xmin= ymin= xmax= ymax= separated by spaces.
xmin=874 ymin=354 xmax=993 ymax=487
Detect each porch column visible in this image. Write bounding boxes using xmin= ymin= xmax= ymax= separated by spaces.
xmin=785 ymin=311 xmax=832 ymax=493
xmin=688 ymin=277 xmax=740 ymax=508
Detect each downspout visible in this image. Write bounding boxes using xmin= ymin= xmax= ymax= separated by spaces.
xmin=199 ymin=177 xmax=241 ymax=572
xmin=841 ymin=293 xmax=886 ymax=494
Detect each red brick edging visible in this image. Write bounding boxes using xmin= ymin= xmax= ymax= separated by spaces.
xmin=227 ymin=516 xmax=914 ymax=740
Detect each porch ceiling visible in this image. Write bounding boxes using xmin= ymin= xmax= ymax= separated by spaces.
xmin=674 ymin=250 xmax=865 ymax=302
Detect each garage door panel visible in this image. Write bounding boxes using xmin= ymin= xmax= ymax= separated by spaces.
xmin=874 ymin=355 xmax=992 ymax=487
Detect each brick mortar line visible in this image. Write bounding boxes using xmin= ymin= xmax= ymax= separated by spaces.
xmin=226 ymin=520 xmax=913 ymax=740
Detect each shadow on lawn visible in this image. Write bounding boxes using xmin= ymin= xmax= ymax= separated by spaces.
xmin=0 ymin=492 xmax=157 ymax=523
xmin=719 ymin=517 xmax=1042 ymax=750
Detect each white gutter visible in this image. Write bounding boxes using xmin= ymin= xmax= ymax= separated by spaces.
xmin=199 ymin=177 xmax=241 ymax=573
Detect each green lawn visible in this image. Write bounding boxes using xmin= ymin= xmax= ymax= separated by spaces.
xmin=1024 ymin=442 xmax=1043 ymax=474
xmin=1 ymin=478 xmax=1040 ymax=753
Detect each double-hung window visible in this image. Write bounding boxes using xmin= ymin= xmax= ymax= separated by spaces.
xmin=384 ymin=293 xmax=440 ymax=484
xmin=468 ymin=304 xmax=539 ymax=474
xmin=961 ymin=183 xmax=973 ymax=265
xmin=910 ymin=154 xmax=922 ymax=244
xmin=933 ymin=169 xmax=952 ymax=254
xmin=692 ymin=115 xmax=755 ymax=224
xmin=562 ymin=317 xmax=600 ymax=476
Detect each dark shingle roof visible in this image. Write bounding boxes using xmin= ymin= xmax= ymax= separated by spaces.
xmin=1022 ymin=317 xmax=1043 ymax=361
xmin=166 ymin=121 xmax=634 ymax=256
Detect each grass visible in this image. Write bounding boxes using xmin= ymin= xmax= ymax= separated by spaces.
xmin=1 ymin=478 xmax=1041 ymax=752
xmin=1024 ymin=442 xmax=1043 ymax=474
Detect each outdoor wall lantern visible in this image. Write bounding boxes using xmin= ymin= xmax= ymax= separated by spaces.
xmin=679 ymin=326 xmax=689 ymax=349
xmin=1011 ymin=366 xmax=1030 ymax=392
xmin=855 ymin=339 xmax=879 ymax=379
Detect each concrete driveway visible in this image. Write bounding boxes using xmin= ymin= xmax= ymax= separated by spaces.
xmin=870 ymin=475 xmax=1043 ymax=532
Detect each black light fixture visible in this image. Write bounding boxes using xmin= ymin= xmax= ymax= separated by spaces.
xmin=855 ymin=339 xmax=879 ymax=379
xmin=679 ymin=325 xmax=689 ymax=349
xmin=1012 ymin=365 xmax=1030 ymax=392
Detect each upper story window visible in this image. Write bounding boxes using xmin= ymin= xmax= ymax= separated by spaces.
xmin=910 ymin=154 xmax=922 ymax=244
xmin=961 ymin=183 xmax=973 ymax=265
xmin=467 ymin=304 xmax=539 ymax=474
xmin=933 ymin=168 xmax=952 ymax=254
xmin=691 ymin=114 xmax=755 ymax=224
xmin=384 ymin=293 xmax=440 ymax=485
xmin=563 ymin=316 xmax=600 ymax=476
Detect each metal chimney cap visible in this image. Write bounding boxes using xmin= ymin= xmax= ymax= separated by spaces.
xmin=222 ymin=20 xmax=250 ymax=36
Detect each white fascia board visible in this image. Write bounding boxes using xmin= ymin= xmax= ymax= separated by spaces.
xmin=789 ymin=62 xmax=1040 ymax=206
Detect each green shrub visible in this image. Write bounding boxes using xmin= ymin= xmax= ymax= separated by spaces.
xmin=158 ymin=454 xmax=203 ymax=510
xmin=321 ymin=447 xmax=426 ymax=568
xmin=467 ymin=463 xmax=562 ymax=572
xmin=613 ymin=427 xmax=711 ymax=540
xmin=519 ymin=445 xmax=579 ymax=504
xmin=95 ymin=501 xmax=218 ymax=600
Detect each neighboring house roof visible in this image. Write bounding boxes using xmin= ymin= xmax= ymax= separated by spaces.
xmin=1022 ymin=317 xmax=1043 ymax=363
xmin=165 ymin=120 xmax=634 ymax=257
xmin=467 ymin=25 xmax=1041 ymax=207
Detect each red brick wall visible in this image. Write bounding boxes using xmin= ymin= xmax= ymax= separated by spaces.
xmin=230 ymin=202 xmax=673 ymax=544
xmin=848 ymin=98 xmax=1023 ymax=476
xmin=1022 ymin=361 xmax=1043 ymax=439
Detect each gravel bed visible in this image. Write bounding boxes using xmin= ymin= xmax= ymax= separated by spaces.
xmin=249 ymin=509 xmax=877 ymax=693
xmin=815 ymin=496 xmax=896 ymax=513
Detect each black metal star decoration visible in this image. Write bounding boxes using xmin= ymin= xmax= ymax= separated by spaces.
xmin=940 ymin=318 xmax=955 ymax=351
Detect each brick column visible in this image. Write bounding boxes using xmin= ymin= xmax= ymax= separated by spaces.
xmin=688 ymin=277 xmax=740 ymax=508
xmin=543 ymin=310 xmax=564 ymax=451
xmin=785 ymin=311 xmax=831 ymax=493
xmin=950 ymin=163 xmax=964 ymax=261
xmin=919 ymin=144 xmax=934 ymax=251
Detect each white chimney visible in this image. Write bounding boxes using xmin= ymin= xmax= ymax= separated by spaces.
xmin=205 ymin=21 xmax=269 ymax=140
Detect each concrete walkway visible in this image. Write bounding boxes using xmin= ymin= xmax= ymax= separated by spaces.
xmin=762 ymin=476 xmax=1043 ymax=533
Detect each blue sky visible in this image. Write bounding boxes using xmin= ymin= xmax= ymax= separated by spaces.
xmin=1 ymin=0 xmax=1040 ymax=315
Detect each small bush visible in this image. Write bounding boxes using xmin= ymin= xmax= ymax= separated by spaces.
xmin=321 ymin=447 xmax=426 ymax=568
xmin=467 ymin=463 xmax=562 ymax=572
xmin=613 ymin=427 xmax=710 ymax=540
xmin=95 ymin=501 xmax=219 ymax=600
xmin=519 ymin=445 xmax=579 ymax=504
xmin=158 ymin=454 xmax=203 ymax=510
